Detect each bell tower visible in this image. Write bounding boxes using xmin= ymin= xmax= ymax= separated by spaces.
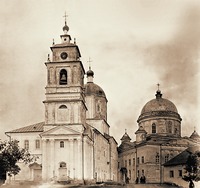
xmin=43 ymin=17 xmax=86 ymax=132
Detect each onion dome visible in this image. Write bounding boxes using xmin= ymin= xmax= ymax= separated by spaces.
xmin=86 ymin=66 xmax=94 ymax=77
xmin=120 ymin=131 xmax=131 ymax=143
xmin=190 ymin=130 xmax=200 ymax=141
xmin=137 ymin=90 xmax=182 ymax=122
xmin=63 ymin=19 xmax=69 ymax=33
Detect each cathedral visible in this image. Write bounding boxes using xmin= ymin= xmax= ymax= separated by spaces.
xmin=118 ymin=89 xmax=200 ymax=186
xmin=5 ymin=20 xmax=118 ymax=183
xmin=5 ymin=19 xmax=200 ymax=186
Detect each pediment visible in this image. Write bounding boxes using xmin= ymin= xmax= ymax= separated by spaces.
xmin=41 ymin=126 xmax=81 ymax=136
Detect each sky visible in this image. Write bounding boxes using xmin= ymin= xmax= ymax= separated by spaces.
xmin=0 ymin=0 xmax=199 ymax=143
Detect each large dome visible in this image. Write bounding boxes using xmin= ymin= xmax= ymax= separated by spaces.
xmin=84 ymin=82 xmax=107 ymax=99
xmin=141 ymin=98 xmax=178 ymax=114
xmin=137 ymin=90 xmax=181 ymax=122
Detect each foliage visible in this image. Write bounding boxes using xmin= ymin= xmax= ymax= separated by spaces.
xmin=182 ymin=150 xmax=200 ymax=183
xmin=0 ymin=139 xmax=33 ymax=177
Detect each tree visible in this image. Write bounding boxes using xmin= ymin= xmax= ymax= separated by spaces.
xmin=0 ymin=139 xmax=33 ymax=177
xmin=182 ymin=150 xmax=200 ymax=188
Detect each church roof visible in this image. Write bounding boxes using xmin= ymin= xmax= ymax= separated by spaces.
xmin=141 ymin=90 xmax=178 ymax=114
xmin=190 ymin=130 xmax=200 ymax=141
xmin=84 ymin=82 xmax=107 ymax=100
xmin=6 ymin=122 xmax=44 ymax=133
xmin=137 ymin=90 xmax=182 ymax=122
xmin=164 ymin=149 xmax=190 ymax=166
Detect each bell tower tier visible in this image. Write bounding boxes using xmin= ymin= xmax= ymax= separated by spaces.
xmin=43 ymin=22 xmax=87 ymax=131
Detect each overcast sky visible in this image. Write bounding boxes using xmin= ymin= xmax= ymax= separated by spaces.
xmin=0 ymin=0 xmax=199 ymax=143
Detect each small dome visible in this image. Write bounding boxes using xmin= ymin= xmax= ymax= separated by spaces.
xmin=135 ymin=126 xmax=147 ymax=134
xmin=190 ymin=130 xmax=200 ymax=141
xmin=87 ymin=69 xmax=94 ymax=77
xmin=63 ymin=24 xmax=69 ymax=32
xmin=120 ymin=132 xmax=131 ymax=143
xmin=84 ymin=82 xmax=106 ymax=99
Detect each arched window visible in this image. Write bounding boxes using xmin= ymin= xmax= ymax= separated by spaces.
xmin=60 ymin=141 xmax=64 ymax=148
xmin=168 ymin=121 xmax=172 ymax=133
xmin=59 ymin=69 xmax=67 ymax=85
xmin=59 ymin=105 xmax=67 ymax=109
xmin=152 ymin=123 xmax=156 ymax=133
xmin=57 ymin=105 xmax=68 ymax=122
xmin=60 ymin=162 xmax=66 ymax=168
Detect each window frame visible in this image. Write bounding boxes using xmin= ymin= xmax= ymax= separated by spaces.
xmin=24 ymin=140 xmax=29 ymax=150
xmin=60 ymin=141 xmax=64 ymax=148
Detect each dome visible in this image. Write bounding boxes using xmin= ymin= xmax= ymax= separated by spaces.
xmin=141 ymin=98 xmax=178 ymax=114
xmin=63 ymin=24 xmax=69 ymax=32
xmin=120 ymin=132 xmax=131 ymax=143
xmin=86 ymin=69 xmax=94 ymax=77
xmin=138 ymin=90 xmax=182 ymax=122
xmin=190 ymin=130 xmax=200 ymax=141
xmin=84 ymin=82 xmax=107 ymax=99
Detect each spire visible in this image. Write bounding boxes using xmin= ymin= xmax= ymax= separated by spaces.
xmin=60 ymin=12 xmax=71 ymax=43
xmin=86 ymin=58 xmax=94 ymax=83
xmin=63 ymin=12 xmax=69 ymax=34
xmin=155 ymin=83 xmax=162 ymax=99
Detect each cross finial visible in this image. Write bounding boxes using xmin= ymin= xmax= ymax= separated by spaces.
xmin=87 ymin=57 xmax=92 ymax=70
xmin=194 ymin=126 xmax=196 ymax=131
xmin=125 ymin=129 xmax=127 ymax=133
xmin=47 ymin=54 xmax=50 ymax=62
xmin=157 ymin=83 xmax=160 ymax=91
xmin=63 ymin=11 xmax=68 ymax=25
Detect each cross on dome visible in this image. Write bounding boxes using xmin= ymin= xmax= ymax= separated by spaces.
xmin=63 ymin=11 xmax=68 ymax=25
xmin=62 ymin=11 xmax=69 ymax=33
xmin=87 ymin=57 xmax=92 ymax=70
xmin=157 ymin=83 xmax=160 ymax=91
xmin=155 ymin=83 xmax=162 ymax=99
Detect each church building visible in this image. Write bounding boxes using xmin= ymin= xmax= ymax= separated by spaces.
xmin=5 ymin=20 xmax=118 ymax=183
xmin=118 ymin=88 xmax=200 ymax=185
xmin=5 ymin=17 xmax=200 ymax=187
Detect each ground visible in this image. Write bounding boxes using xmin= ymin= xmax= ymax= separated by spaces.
xmin=0 ymin=183 xmax=182 ymax=188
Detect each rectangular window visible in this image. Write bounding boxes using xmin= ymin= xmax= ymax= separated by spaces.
xmin=165 ymin=155 xmax=169 ymax=162
xmin=170 ymin=170 xmax=174 ymax=178
xmin=156 ymin=155 xmax=159 ymax=163
xmin=35 ymin=140 xmax=40 ymax=149
xmin=118 ymin=162 xmax=120 ymax=169
xmin=179 ymin=170 xmax=182 ymax=177
xmin=129 ymin=159 xmax=131 ymax=166
xmin=133 ymin=158 xmax=135 ymax=165
xmin=142 ymin=156 xmax=144 ymax=163
xmin=137 ymin=157 xmax=140 ymax=164
xmin=129 ymin=170 xmax=131 ymax=180
xmin=24 ymin=140 xmax=29 ymax=150
xmin=125 ymin=160 xmax=127 ymax=167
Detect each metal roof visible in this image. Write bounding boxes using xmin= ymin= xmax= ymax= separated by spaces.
xmin=6 ymin=122 xmax=44 ymax=133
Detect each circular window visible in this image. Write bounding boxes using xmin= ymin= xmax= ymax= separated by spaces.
xmin=60 ymin=52 xmax=68 ymax=60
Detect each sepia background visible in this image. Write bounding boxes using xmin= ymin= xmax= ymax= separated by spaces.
xmin=0 ymin=0 xmax=199 ymax=143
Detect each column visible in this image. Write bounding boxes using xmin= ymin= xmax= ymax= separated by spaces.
xmin=42 ymin=139 xmax=47 ymax=181
xmin=77 ymin=138 xmax=82 ymax=180
xmin=50 ymin=139 xmax=55 ymax=179
xmin=73 ymin=139 xmax=78 ymax=179
xmin=69 ymin=139 xmax=73 ymax=178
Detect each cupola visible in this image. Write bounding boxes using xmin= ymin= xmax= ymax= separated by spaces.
xmin=120 ymin=130 xmax=131 ymax=143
